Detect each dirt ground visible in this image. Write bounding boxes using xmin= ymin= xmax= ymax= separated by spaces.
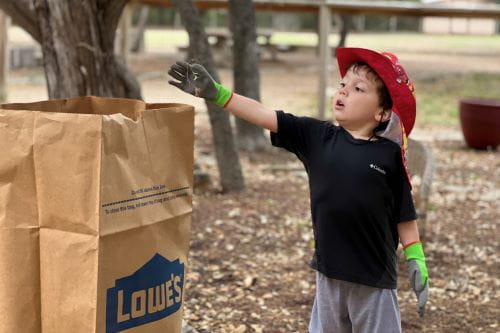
xmin=5 ymin=46 xmax=499 ymax=332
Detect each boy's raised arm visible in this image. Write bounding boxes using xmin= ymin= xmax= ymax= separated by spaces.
xmin=225 ymin=93 xmax=277 ymax=133
xmin=168 ymin=61 xmax=277 ymax=133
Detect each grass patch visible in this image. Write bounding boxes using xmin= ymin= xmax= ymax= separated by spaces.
xmin=146 ymin=29 xmax=189 ymax=48
xmin=145 ymin=29 xmax=500 ymax=54
xmin=416 ymin=72 xmax=500 ymax=126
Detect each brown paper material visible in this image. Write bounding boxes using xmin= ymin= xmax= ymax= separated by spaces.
xmin=0 ymin=96 xmax=194 ymax=333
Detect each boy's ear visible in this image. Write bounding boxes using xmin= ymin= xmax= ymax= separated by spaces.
xmin=378 ymin=109 xmax=392 ymax=122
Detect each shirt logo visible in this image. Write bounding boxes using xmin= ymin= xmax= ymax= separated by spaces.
xmin=106 ymin=254 xmax=184 ymax=333
xmin=370 ymin=163 xmax=386 ymax=175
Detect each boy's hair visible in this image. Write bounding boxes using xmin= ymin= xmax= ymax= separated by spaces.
xmin=347 ymin=62 xmax=393 ymax=112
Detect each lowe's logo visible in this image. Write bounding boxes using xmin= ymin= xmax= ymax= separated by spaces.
xmin=106 ymin=254 xmax=184 ymax=333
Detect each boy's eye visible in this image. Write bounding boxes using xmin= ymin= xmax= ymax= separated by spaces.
xmin=355 ymin=87 xmax=364 ymax=92
xmin=339 ymin=82 xmax=346 ymax=88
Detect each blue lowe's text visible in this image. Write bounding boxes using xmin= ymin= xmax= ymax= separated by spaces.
xmin=106 ymin=254 xmax=184 ymax=332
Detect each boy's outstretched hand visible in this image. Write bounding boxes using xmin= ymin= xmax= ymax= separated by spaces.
xmin=404 ymin=242 xmax=429 ymax=317
xmin=168 ymin=61 xmax=232 ymax=108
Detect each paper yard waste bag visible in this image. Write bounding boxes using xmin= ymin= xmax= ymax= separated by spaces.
xmin=0 ymin=96 xmax=194 ymax=333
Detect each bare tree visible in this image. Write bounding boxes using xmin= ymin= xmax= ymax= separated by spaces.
xmin=172 ymin=0 xmax=245 ymax=192
xmin=335 ymin=15 xmax=352 ymax=54
xmin=229 ymin=0 xmax=268 ymax=151
xmin=131 ymin=5 xmax=149 ymax=53
xmin=0 ymin=0 xmax=141 ymax=99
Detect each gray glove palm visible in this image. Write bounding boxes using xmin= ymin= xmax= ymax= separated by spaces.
xmin=408 ymin=259 xmax=429 ymax=317
xmin=403 ymin=239 xmax=430 ymax=319
xmin=168 ymin=61 xmax=232 ymax=107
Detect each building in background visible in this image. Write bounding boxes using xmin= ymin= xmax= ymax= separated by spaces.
xmin=422 ymin=0 xmax=499 ymax=35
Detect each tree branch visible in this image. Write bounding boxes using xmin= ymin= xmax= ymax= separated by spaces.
xmin=99 ymin=0 xmax=128 ymax=49
xmin=0 ymin=0 xmax=41 ymax=42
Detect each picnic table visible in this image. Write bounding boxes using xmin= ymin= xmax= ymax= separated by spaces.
xmin=206 ymin=28 xmax=278 ymax=61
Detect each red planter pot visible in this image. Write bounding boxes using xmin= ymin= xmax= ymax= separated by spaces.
xmin=459 ymin=98 xmax=500 ymax=150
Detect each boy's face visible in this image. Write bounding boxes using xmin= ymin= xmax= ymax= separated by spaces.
xmin=333 ymin=67 xmax=385 ymax=130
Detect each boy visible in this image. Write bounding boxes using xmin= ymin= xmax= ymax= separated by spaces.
xmin=168 ymin=47 xmax=429 ymax=332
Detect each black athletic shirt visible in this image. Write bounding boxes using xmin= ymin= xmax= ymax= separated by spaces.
xmin=271 ymin=111 xmax=417 ymax=289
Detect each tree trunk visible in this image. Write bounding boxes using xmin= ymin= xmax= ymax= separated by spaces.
xmin=32 ymin=0 xmax=141 ymax=99
xmin=0 ymin=0 xmax=141 ymax=100
xmin=335 ymin=14 xmax=351 ymax=55
xmin=229 ymin=0 xmax=268 ymax=151
xmin=172 ymin=0 xmax=245 ymax=193
xmin=131 ymin=6 xmax=149 ymax=53
xmin=0 ymin=0 xmax=40 ymax=42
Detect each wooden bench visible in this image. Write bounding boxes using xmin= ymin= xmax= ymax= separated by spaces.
xmin=206 ymin=28 xmax=278 ymax=61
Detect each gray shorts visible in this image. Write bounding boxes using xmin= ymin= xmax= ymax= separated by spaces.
xmin=309 ymin=272 xmax=401 ymax=333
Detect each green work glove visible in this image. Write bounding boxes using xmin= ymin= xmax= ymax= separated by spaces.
xmin=404 ymin=241 xmax=429 ymax=317
xmin=168 ymin=61 xmax=233 ymax=107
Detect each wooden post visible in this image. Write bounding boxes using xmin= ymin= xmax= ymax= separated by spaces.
xmin=356 ymin=15 xmax=366 ymax=31
xmin=119 ymin=5 xmax=132 ymax=65
xmin=174 ymin=11 xmax=181 ymax=28
xmin=389 ymin=16 xmax=398 ymax=32
xmin=318 ymin=4 xmax=331 ymax=120
xmin=0 ymin=10 xmax=9 ymax=102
